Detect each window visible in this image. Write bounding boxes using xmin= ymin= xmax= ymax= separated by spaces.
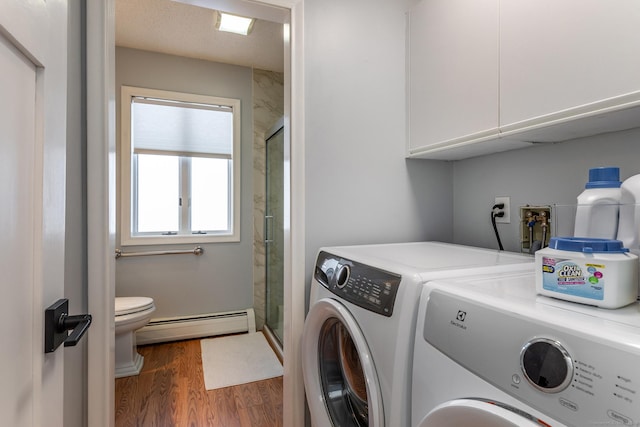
xmin=120 ymin=86 xmax=241 ymax=245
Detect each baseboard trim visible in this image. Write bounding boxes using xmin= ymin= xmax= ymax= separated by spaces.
xmin=136 ymin=308 xmax=256 ymax=345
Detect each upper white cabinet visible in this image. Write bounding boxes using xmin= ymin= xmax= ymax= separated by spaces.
xmin=408 ymin=0 xmax=510 ymax=160
xmin=408 ymin=0 xmax=640 ymax=160
xmin=500 ymin=0 xmax=640 ymax=132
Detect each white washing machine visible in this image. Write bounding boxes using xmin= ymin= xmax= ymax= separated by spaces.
xmin=412 ymin=271 xmax=640 ymax=427
xmin=302 ymin=242 xmax=534 ymax=427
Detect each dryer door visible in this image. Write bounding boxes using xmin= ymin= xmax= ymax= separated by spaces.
xmin=418 ymin=399 xmax=548 ymax=427
xmin=302 ymin=297 xmax=384 ymax=427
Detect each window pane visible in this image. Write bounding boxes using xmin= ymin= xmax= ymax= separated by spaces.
xmin=136 ymin=154 xmax=179 ymax=233
xmin=191 ymin=157 xmax=230 ymax=231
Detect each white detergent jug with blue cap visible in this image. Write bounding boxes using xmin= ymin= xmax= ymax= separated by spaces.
xmin=535 ymin=237 xmax=638 ymax=309
xmin=616 ymin=174 xmax=640 ymax=302
xmin=573 ymin=167 xmax=621 ymax=239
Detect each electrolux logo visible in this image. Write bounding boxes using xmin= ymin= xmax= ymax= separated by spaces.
xmin=451 ymin=310 xmax=467 ymax=330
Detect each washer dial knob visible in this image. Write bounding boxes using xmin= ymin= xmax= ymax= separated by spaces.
xmin=520 ymin=338 xmax=573 ymax=393
xmin=335 ymin=264 xmax=351 ymax=289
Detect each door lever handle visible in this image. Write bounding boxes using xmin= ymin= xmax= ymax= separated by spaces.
xmin=45 ymin=298 xmax=92 ymax=353
xmin=60 ymin=313 xmax=92 ymax=347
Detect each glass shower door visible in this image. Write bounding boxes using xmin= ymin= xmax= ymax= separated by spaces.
xmin=265 ymin=124 xmax=284 ymax=345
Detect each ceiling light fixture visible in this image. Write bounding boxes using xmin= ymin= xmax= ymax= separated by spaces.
xmin=216 ymin=11 xmax=255 ymax=36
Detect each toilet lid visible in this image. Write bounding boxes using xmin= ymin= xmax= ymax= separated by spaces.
xmin=115 ymin=297 xmax=155 ymax=316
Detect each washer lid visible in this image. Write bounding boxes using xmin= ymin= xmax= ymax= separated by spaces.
xmin=115 ymin=297 xmax=154 ymax=316
xmin=418 ymin=399 xmax=548 ymax=427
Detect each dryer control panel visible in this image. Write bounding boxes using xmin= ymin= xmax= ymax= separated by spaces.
xmin=314 ymin=251 xmax=401 ymax=317
xmin=423 ymin=290 xmax=640 ymax=427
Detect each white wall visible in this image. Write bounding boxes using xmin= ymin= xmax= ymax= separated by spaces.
xmin=453 ymin=128 xmax=640 ymax=252
xmin=303 ymin=0 xmax=454 ymax=287
xmin=115 ymin=48 xmax=254 ymax=318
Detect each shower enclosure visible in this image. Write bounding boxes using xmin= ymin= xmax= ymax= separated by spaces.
xmin=264 ymin=120 xmax=285 ymax=346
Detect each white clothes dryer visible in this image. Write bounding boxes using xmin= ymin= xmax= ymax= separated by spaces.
xmin=412 ymin=272 xmax=640 ymax=427
xmin=302 ymin=242 xmax=534 ymax=427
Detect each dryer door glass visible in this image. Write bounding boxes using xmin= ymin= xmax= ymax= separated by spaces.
xmin=319 ymin=318 xmax=369 ymax=426
xmin=302 ymin=297 xmax=384 ymax=427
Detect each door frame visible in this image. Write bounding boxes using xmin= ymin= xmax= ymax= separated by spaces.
xmin=85 ymin=1 xmax=306 ymax=426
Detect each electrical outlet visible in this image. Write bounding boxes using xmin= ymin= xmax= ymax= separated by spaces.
xmin=494 ymin=196 xmax=510 ymax=223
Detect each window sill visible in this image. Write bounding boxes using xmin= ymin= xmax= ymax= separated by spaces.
xmin=120 ymin=233 xmax=239 ymax=246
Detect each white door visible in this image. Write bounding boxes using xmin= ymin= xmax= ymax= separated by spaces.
xmin=0 ymin=1 xmax=68 ymax=426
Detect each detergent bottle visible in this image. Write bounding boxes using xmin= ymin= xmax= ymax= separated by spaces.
xmin=616 ymin=173 xmax=640 ymax=300
xmin=573 ymin=167 xmax=621 ymax=239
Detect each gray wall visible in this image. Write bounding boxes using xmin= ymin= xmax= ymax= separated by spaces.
xmin=304 ymin=0 xmax=453 ymax=286
xmin=452 ymin=128 xmax=640 ymax=252
xmin=64 ymin=1 xmax=87 ymax=426
xmin=115 ymin=47 xmax=254 ymax=318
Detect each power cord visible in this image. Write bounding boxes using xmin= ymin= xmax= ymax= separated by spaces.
xmin=491 ymin=203 xmax=505 ymax=250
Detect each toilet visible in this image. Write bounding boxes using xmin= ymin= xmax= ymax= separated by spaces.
xmin=115 ymin=296 xmax=156 ymax=378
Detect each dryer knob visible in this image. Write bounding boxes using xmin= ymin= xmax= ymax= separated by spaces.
xmin=520 ymin=338 xmax=573 ymax=393
xmin=335 ymin=265 xmax=351 ymax=289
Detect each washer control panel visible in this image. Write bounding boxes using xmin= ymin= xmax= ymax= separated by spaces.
xmin=314 ymin=251 xmax=401 ymax=317
xmin=422 ymin=290 xmax=640 ymax=427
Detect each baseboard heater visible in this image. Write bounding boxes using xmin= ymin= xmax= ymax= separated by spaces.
xmin=136 ymin=308 xmax=256 ymax=345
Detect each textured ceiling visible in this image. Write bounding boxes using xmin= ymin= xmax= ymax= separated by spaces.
xmin=115 ymin=0 xmax=285 ymax=72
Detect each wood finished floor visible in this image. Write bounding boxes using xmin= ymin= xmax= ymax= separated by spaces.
xmin=115 ymin=337 xmax=283 ymax=427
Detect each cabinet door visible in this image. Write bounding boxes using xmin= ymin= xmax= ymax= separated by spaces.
xmin=500 ymin=0 xmax=640 ymax=129
xmin=408 ymin=0 xmax=499 ymax=156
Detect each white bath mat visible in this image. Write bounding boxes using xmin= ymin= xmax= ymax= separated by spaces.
xmin=200 ymin=332 xmax=283 ymax=390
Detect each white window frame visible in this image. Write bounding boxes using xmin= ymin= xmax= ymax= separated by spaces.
xmin=120 ymin=85 xmax=241 ymax=245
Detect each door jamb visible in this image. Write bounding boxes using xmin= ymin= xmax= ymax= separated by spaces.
xmin=85 ymin=1 xmax=306 ymax=426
